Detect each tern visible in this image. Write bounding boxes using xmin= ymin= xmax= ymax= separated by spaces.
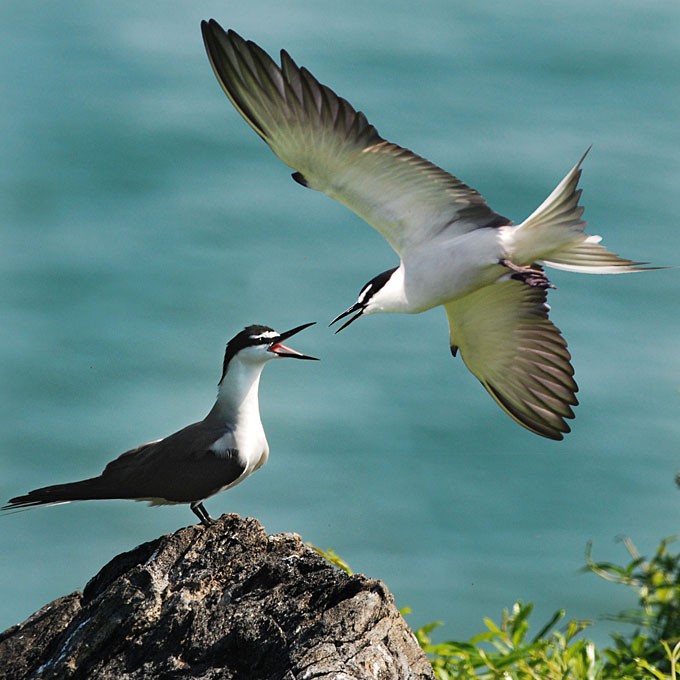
xmin=3 ymin=323 xmax=317 ymax=525
xmin=201 ymin=20 xmax=656 ymax=440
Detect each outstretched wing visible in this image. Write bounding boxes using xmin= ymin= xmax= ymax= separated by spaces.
xmin=444 ymin=278 xmax=578 ymax=440
xmin=201 ymin=20 xmax=509 ymax=257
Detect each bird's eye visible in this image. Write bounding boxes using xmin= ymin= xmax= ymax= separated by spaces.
xmin=248 ymin=331 xmax=278 ymax=346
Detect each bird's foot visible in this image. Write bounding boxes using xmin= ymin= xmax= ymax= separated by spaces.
xmin=500 ymin=259 xmax=555 ymax=289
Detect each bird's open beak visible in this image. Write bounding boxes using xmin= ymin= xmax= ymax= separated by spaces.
xmin=268 ymin=322 xmax=319 ymax=360
xmin=329 ymin=303 xmax=364 ymax=334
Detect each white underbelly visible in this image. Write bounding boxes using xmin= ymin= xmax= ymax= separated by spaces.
xmin=211 ymin=422 xmax=270 ymax=493
xmin=403 ymin=229 xmax=506 ymax=312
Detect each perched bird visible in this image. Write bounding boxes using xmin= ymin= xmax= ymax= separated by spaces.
xmin=3 ymin=323 xmax=317 ymax=525
xmin=200 ymin=20 xmax=657 ymax=440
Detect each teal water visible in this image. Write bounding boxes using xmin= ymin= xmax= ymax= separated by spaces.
xmin=1 ymin=0 xmax=678 ymax=647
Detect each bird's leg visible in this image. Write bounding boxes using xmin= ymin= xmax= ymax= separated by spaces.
xmin=190 ymin=501 xmax=216 ymax=527
xmin=500 ymin=259 xmax=555 ymax=289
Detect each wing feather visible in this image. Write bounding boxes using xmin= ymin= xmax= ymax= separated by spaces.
xmin=100 ymin=424 xmax=246 ymax=502
xmin=201 ymin=20 xmax=510 ymax=256
xmin=2 ymin=424 xmax=248 ymax=509
xmin=445 ymin=279 xmax=578 ymax=440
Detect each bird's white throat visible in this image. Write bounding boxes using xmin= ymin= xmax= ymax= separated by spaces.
xmin=365 ymin=267 xmax=409 ymax=314
xmin=210 ymin=357 xmax=268 ymax=423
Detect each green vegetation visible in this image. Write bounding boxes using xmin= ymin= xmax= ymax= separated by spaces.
xmin=309 ymin=545 xmax=354 ymax=576
xmin=313 ymin=536 xmax=680 ymax=679
xmin=416 ymin=536 xmax=680 ymax=679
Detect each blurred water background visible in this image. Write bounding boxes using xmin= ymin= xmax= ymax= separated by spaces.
xmin=1 ymin=0 xmax=678 ymax=647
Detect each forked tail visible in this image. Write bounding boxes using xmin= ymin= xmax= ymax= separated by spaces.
xmin=506 ymin=149 xmax=655 ymax=274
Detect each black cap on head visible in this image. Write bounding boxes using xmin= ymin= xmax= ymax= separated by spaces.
xmin=330 ymin=267 xmax=397 ymax=333
xmin=221 ymin=323 xmax=317 ymax=378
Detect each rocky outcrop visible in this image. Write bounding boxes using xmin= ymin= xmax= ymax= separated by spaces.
xmin=0 ymin=514 xmax=434 ymax=679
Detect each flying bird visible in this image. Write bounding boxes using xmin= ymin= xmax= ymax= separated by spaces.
xmin=3 ymin=323 xmax=317 ymax=525
xmin=201 ymin=20 xmax=655 ymax=440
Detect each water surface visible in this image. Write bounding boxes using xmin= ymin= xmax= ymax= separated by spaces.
xmin=1 ymin=0 xmax=678 ymax=646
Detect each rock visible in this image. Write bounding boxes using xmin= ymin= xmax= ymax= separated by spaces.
xmin=0 ymin=514 xmax=434 ymax=679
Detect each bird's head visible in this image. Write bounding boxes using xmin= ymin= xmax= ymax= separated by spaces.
xmin=220 ymin=322 xmax=318 ymax=379
xmin=329 ymin=267 xmax=399 ymax=333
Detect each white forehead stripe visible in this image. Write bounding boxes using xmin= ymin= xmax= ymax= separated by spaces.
xmin=250 ymin=330 xmax=279 ymax=341
xmin=357 ymin=286 xmax=372 ymax=303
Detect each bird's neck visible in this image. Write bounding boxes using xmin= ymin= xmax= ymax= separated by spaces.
xmin=208 ymin=359 xmax=266 ymax=426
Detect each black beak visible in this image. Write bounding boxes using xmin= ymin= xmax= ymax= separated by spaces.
xmin=268 ymin=322 xmax=319 ymax=360
xmin=329 ymin=303 xmax=364 ymax=334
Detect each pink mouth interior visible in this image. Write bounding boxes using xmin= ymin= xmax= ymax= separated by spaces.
xmin=270 ymin=343 xmax=300 ymax=355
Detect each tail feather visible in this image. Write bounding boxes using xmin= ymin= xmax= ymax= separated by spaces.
xmin=2 ymin=477 xmax=113 ymax=510
xmin=508 ymin=149 xmax=656 ymax=273
xmin=542 ymin=237 xmax=653 ymax=274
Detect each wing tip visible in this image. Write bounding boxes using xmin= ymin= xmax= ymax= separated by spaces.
xmin=486 ymin=381 xmax=575 ymax=441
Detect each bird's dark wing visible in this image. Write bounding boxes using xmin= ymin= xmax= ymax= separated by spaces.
xmin=3 ymin=425 xmax=247 ymax=508
xmin=98 ymin=424 xmax=247 ymax=503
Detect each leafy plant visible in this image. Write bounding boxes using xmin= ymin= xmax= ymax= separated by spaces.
xmin=308 ymin=544 xmax=353 ymax=575
xmin=585 ymin=536 xmax=680 ymax=677
xmin=416 ymin=602 xmax=600 ymax=679
xmin=417 ymin=536 xmax=680 ymax=679
xmin=312 ymin=537 xmax=680 ymax=678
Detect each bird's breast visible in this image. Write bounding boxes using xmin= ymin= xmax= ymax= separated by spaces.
xmin=233 ymin=422 xmax=269 ymax=475
xmin=403 ymin=228 xmax=506 ymax=310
